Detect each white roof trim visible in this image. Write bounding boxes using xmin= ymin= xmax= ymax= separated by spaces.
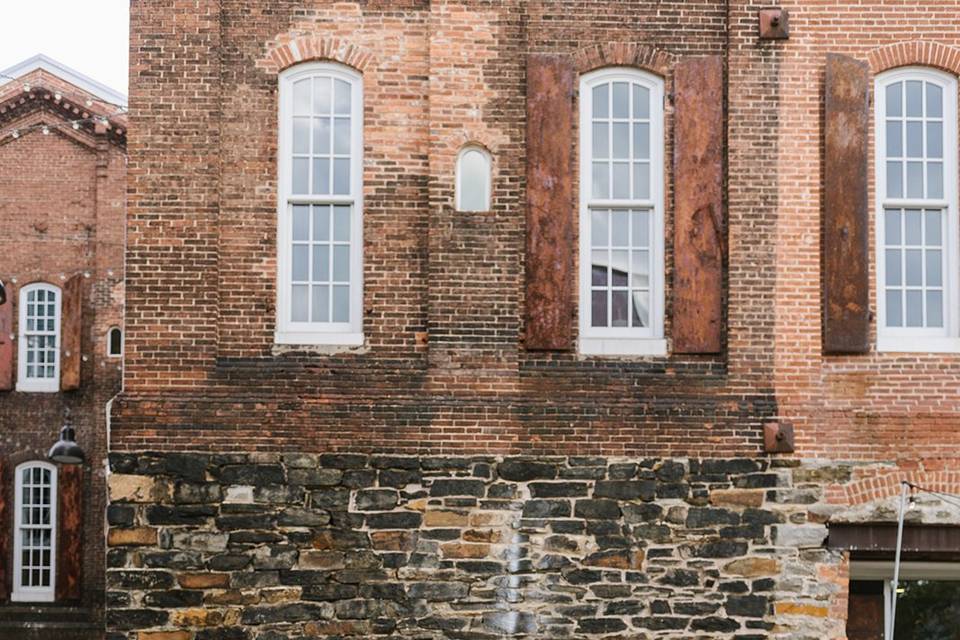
xmin=0 ymin=54 xmax=126 ymax=107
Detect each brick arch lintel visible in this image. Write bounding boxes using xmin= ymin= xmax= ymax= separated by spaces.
xmin=259 ymin=34 xmax=376 ymax=75
xmin=867 ymin=41 xmax=960 ymax=76
xmin=573 ymin=43 xmax=675 ymax=78
xmin=831 ymin=469 xmax=960 ymax=507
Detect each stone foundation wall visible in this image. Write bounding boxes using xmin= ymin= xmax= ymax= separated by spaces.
xmin=105 ymin=453 xmax=851 ymax=639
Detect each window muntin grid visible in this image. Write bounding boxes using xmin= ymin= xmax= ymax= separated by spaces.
xmin=18 ymin=284 xmax=60 ymax=390
xmin=579 ymin=68 xmax=664 ymax=350
xmin=883 ymin=208 xmax=945 ymax=328
xmin=289 ymin=204 xmax=352 ymax=324
xmin=884 ymin=79 xmax=944 ymax=201
xmin=13 ymin=463 xmax=56 ymax=601
xmin=290 ymin=75 xmax=353 ymax=196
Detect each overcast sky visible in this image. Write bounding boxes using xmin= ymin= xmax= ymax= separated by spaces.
xmin=0 ymin=0 xmax=129 ymax=96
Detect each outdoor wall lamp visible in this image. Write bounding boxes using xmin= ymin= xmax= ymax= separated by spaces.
xmin=49 ymin=423 xmax=85 ymax=465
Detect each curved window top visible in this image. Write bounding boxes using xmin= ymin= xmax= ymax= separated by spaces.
xmin=13 ymin=461 xmax=57 ymax=602
xmin=456 ymin=146 xmax=491 ymax=212
xmin=17 ymin=282 xmax=61 ymax=392
xmin=107 ymin=326 xmax=122 ymax=357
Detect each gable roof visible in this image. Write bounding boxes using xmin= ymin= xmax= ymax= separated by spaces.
xmin=0 ymin=54 xmax=126 ymax=108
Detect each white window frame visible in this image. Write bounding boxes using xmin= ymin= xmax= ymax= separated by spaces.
xmin=107 ymin=326 xmax=122 ymax=357
xmin=12 ymin=461 xmax=57 ymax=603
xmin=276 ymin=62 xmax=364 ymax=346
xmin=16 ymin=283 xmax=61 ymax=392
xmin=578 ymin=67 xmax=666 ymax=356
xmin=875 ymin=67 xmax=960 ymax=352
xmin=455 ymin=145 xmax=492 ymax=212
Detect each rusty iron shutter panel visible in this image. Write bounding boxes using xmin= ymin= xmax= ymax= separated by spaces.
xmin=525 ymin=54 xmax=575 ymax=350
xmin=824 ymin=53 xmax=870 ymax=354
xmin=56 ymin=464 xmax=83 ymax=601
xmin=0 ymin=298 xmax=12 ymax=390
xmin=0 ymin=460 xmax=8 ymax=602
xmin=673 ymin=55 xmax=725 ymax=354
xmin=60 ymin=274 xmax=82 ymax=390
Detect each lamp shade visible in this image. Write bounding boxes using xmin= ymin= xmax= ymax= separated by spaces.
xmin=48 ymin=425 xmax=85 ymax=465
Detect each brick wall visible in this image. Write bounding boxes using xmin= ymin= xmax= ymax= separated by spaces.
xmin=0 ymin=65 xmax=126 ymax=635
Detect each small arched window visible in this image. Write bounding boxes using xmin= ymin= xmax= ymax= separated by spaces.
xmin=107 ymin=327 xmax=122 ymax=357
xmin=17 ymin=283 xmax=61 ymax=392
xmin=456 ymin=146 xmax=491 ymax=212
xmin=12 ymin=461 xmax=57 ymax=602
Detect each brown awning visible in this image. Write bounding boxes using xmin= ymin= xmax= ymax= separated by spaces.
xmin=828 ymin=524 xmax=960 ymax=560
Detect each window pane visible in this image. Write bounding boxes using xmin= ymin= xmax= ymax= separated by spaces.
xmin=612 ymin=123 xmax=629 ymax=159
xmin=293 ymin=117 xmax=310 ymax=154
xmin=906 ymin=161 xmax=923 ymax=198
xmin=592 ymin=84 xmax=609 ymax=118
xmin=632 ymin=211 xmax=650 ymax=247
xmin=905 ymin=290 xmax=923 ymax=326
xmin=591 ymin=290 xmax=607 ymax=327
xmin=632 ymin=85 xmax=649 ymax=119
xmin=313 ymin=206 xmax=331 ymax=241
xmin=313 ymin=77 xmax=331 ymax=114
xmin=292 ymin=245 xmax=309 ymax=281
xmin=926 ymin=249 xmax=942 ymax=287
xmin=291 ymin=285 xmax=309 ymax=322
xmin=905 ymin=121 xmax=923 ymax=157
xmin=633 ymin=123 xmax=649 ymax=160
xmin=611 ymin=290 xmax=629 ymax=327
xmin=885 ymin=249 xmax=902 ymax=286
xmin=314 ymin=118 xmax=330 ymax=154
xmin=293 ymin=79 xmax=311 ymax=115
xmin=926 ymin=83 xmax=943 ymax=117
xmin=333 ymin=206 xmax=351 ymax=242
xmin=591 ymin=210 xmax=608 ymax=247
xmin=333 ymin=159 xmax=350 ymax=195
xmin=611 ymin=250 xmax=629 ymax=286
xmin=905 ymin=80 xmax=923 ymax=117
xmin=611 ymin=211 xmax=629 ymax=247
xmin=591 ymin=251 xmax=607 ymax=286
xmin=333 ymin=246 xmax=350 ymax=281
xmin=334 ymin=79 xmax=351 ymax=114
xmin=927 ymin=290 xmax=944 ymax=327
xmin=592 ymin=122 xmax=609 ymax=158
xmin=292 ymin=205 xmax=310 ymax=241
xmin=886 ymin=290 xmax=903 ymax=327
xmin=633 ymin=163 xmax=650 ymax=200
xmin=312 ymin=285 xmax=329 ymax=322
xmin=886 ymin=121 xmax=902 ymax=157
xmin=905 ymin=209 xmax=923 ymax=244
xmin=886 ymin=82 xmax=902 ymax=117
xmin=905 ymin=249 xmax=922 ymax=286
xmin=887 ymin=161 xmax=903 ymax=198
xmin=332 ymin=285 xmax=350 ymax=322
xmin=631 ymin=290 xmax=649 ymax=327
xmin=925 ymin=210 xmax=942 ymax=245
xmin=592 ymin=162 xmax=609 ymax=199
xmin=312 ymin=158 xmax=330 ymax=194
xmin=632 ymin=250 xmax=650 ymax=288
xmin=927 ymin=121 xmax=943 ymax=158
xmin=927 ymin=162 xmax=943 ymax=199
xmin=612 ymin=83 xmax=629 ymax=118
xmin=885 ymin=209 xmax=901 ymax=244
xmin=611 ymin=163 xmax=630 ymax=198
xmin=333 ymin=118 xmax=351 ymax=154
xmin=292 ymin=158 xmax=309 ymax=193
xmin=313 ymin=245 xmax=330 ymax=281
xmin=458 ymin=150 xmax=489 ymax=212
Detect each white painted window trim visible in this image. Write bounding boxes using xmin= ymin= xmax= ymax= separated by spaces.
xmin=12 ymin=461 xmax=57 ymax=603
xmin=875 ymin=67 xmax=960 ymax=353
xmin=275 ymin=62 xmax=364 ymax=346
xmin=16 ymin=282 xmax=61 ymax=393
xmin=578 ymin=67 xmax=666 ymax=357
xmin=107 ymin=326 xmax=123 ymax=357
xmin=455 ymin=145 xmax=492 ymax=212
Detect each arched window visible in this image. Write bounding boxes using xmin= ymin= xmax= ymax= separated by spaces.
xmin=578 ymin=68 xmax=665 ymax=355
xmin=875 ymin=67 xmax=959 ymax=352
xmin=456 ymin=146 xmax=491 ymax=212
xmin=276 ymin=62 xmax=364 ymax=345
xmin=107 ymin=326 xmax=122 ymax=357
xmin=12 ymin=462 xmax=57 ymax=602
xmin=17 ymin=283 xmax=61 ymax=392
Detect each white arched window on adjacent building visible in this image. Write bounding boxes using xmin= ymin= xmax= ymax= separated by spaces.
xmin=12 ymin=461 xmax=57 ymax=602
xmin=456 ymin=145 xmax=491 ymax=212
xmin=578 ymin=67 xmax=666 ymax=356
xmin=276 ymin=62 xmax=364 ymax=345
xmin=875 ymin=67 xmax=959 ymax=352
xmin=17 ymin=283 xmax=61 ymax=392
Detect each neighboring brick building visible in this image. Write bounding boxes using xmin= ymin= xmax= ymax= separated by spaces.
xmin=107 ymin=1 xmax=960 ymax=639
xmin=0 ymin=55 xmax=126 ymax=638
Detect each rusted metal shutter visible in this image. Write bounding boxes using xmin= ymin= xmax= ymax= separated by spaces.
xmin=56 ymin=464 xmax=83 ymax=601
xmin=525 ymin=54 xmax=575 ymax=350
xmin=673 ymin=55 xmax=725 ymax=354
xmin=60 ymin=274 xmax=82 ymax=390
xmin=0 ymin=460 xmax=8 ymax=601
xmin=0 ymin=297 xmax=12 ymax=390
xmin=824 ymin=53 xmax=870 ymax=354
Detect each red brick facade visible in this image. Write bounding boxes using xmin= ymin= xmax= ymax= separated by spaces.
xmin=0 ymin=58 xmax=126 ymax=637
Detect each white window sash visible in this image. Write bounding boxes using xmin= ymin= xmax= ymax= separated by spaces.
xmin=577 ymin=67 xmax=665 ymax=355
xmin=16 ymin=284 xmax=61 ymax=393
xmin=276 ymin=63 xmax=364 ymax=346
xmin=12 ymin=462 xmax=57 ymax=603
xmin=455 ymin=146 xmax=492 ymax=212
xmin=875 ymin=67 xmax=960 ymax=352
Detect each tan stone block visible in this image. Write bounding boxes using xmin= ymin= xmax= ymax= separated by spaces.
xmin=370 ymin=530 xmax=415 ymax=551
xmin=709 ymin=489 xmax=765 ymax=508
xmin=424 ymin=510 xmax=469 ymax=527
xmin=775 ymin=602 xmax=829 ymax=617
xmin=469 ymin=511 xmax=506 ymax=527
xmin=138 ymin=633 xmax=192 ymax=640
xmin=261 ymin=587 xmax=302 ymax=603
xmin=109 ymin=474 xmax=169 ymax=503
xmin=463 ymin=528 xmax=501 ymax=543
xmin=299 ymin=550 xmax=345 ymax=569
xmin=441 ymin=542 xmax=491 ymax=559
xmin=724 ymin=557 xmax=780 ymax=577
xmin=177 ymin=572 xmax=230 ymax=589
xmin=407 ymin=498 xmax=428 ymax=511
xmin=203 ymin=589 xmax=258 ymax=605
xmin=304 ymin=620 xmax=371 ymax=636
xmin=170 ymin=608 xmax=223 ymax=627
xmin=108 ymin=527 xmax=158 ymax=546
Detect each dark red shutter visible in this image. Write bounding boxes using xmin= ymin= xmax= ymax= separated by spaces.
xmin=0 ymin=460 xmax=9 ymax=602
xmin=56 ymin=464 xmax=83 ymax=601
xmin=60 ymin=274 xmax=82 ymax=390
xmin=0 ymin=297 xmax=12 ymax=390
xmin=673 ymin=55 xmax=725 ymax=354
xmin=824 ymin=53 xmax=870 ymax=354
xmin=525 ymin=54 xmax=575 ymax=350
